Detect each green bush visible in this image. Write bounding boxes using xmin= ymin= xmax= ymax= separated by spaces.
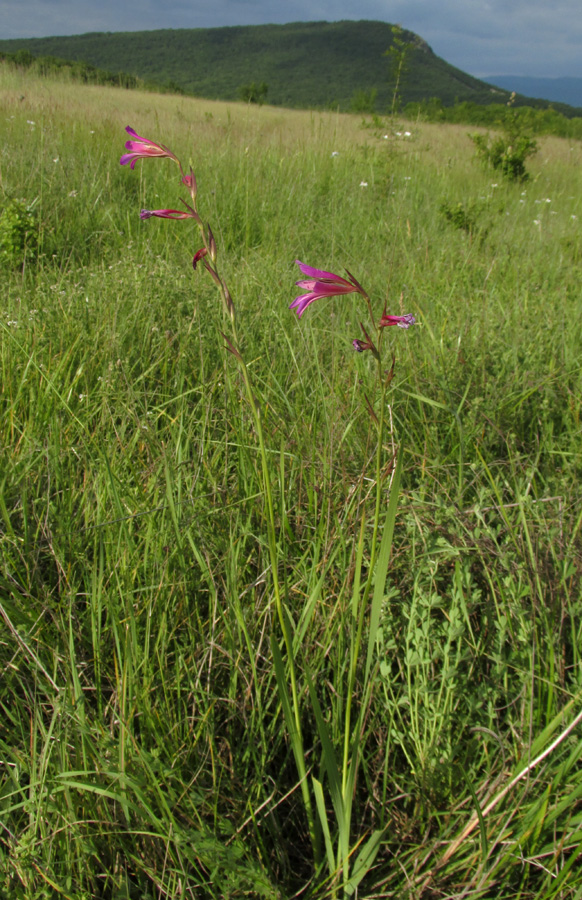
xmin=471 ymin=130 xmax=538 ymax=182
xmin=239 ymin=81 xmax=268 ymax=104
xmin=0 ymin=197 xmax=38 ymax=268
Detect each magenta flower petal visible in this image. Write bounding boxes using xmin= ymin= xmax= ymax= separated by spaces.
xmin=290 ymin=260 xmax=361 ymax=318
xmin=295 ymin=259 xmax=354 ymax=287
xmin=289 ymin=292 xmax=320 ymax=318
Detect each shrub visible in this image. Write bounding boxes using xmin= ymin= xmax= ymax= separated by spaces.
xmin=470 ymin=95 xmax=538 ymax=182
xmin=238 ymin=81 xmax=268 ymax=104
xmin=0 ymin=198 xmax=38 ymax=268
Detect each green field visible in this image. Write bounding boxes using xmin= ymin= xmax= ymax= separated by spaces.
xmin=1 ymin=65 xmax=582 ymax=899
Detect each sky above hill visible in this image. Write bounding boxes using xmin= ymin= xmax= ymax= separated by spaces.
xmin=1 ymin=0 xmax=581 ymax=79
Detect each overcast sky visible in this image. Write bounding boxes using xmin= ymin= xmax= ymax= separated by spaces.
xmin=1 ymin=0 xmax=581 ymax=78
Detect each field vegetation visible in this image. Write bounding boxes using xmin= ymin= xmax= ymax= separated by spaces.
xmin=1 ymin=63 xmax=582 ymax=899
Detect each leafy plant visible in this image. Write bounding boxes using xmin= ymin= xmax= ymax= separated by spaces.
xmin=385 ymin=25 xmax=418 ymax=116
xmin=439 ymin=199 xmax=481 ymax=235
xmin=239 ymin=81 xmax=268 ymax=104
xmin=0 ymin=197 xmax=38 ymax=268
xmin=471 ymin=95 xmax=538 ymax=181
xmin=350 ymin=87 xmax=377 ymax=114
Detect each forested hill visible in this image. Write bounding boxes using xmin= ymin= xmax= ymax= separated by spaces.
xmin=0 ymin=20 xmax=516 ymax=111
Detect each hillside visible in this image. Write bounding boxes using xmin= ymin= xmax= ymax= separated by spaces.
xmin=0 ymin=20 xmax=522 ymax=112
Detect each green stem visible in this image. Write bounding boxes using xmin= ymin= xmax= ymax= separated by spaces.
xmin=340 ymin=355 xmax=387 ymax=895
xmin=228 ymin=319 xmax=318 ymax=861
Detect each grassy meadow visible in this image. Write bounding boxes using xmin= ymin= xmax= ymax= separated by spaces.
xmin=1 ymin=64 xmax=582 ymax=899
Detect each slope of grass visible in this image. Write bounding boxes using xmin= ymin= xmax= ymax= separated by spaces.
xmin=1 ymin=66 xmax=582 ymax=898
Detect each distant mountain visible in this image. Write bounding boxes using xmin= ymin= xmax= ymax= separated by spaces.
xmin=0 ymin=22 xmax=579 ymax=116
xmin=483 ymin=76 xmax=582 ymax=108
xmin=0 ymin=21 xmax=514 ymax=111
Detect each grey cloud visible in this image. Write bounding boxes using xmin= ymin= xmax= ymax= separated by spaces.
xmin=0 ymin=0 xmax=580 ymax=76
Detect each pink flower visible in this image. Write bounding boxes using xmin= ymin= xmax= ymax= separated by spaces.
xmin=290 ymin=260 xmax=361 ymax=318
xmin=120 ymin=126 xmax=179 ymax=169
xmin=192 ymin=248 xmax=208 ymax=269
xmin=140 ymin=208 xmax=196 ymax=220
xmin=352 ymin=322 xmax=378 ymax=356
xmin=379 ymin=312 xmax=415 ymax=329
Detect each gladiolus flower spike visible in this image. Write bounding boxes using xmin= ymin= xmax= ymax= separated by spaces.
xmin=120 ymin=126 xmax=179 ymax=169
xmin=290 ymin=260 xmax=362 ymax=319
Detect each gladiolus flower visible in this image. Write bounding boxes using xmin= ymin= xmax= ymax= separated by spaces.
xmin=120 ymin=126 xmax=179 ymax=169
xmin=182 ymin=169 xmax=197 ymax=202
xmin=192 ymin=248 xmax=208 ymax=269
xmin=352 ymin=321 xmax=379 ymax=357
xmin=379 ymin=312 xmax=415 ymax=329
xmin=290 ymin=260 xmax=361 ymax=318
xmin=140 ymin=208 xmax=196 ymax=220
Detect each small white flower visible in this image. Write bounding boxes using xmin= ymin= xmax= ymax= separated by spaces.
xmin=545 ymin=198 xmax=551 ymax=203
xmin=359 ymin=181 xmax=368 ymax=187
xmin=53 ymin=157 xmax=59 ymax=163
xmin=383 ymin=134 xmax=389 ymax=139
xmin=533 ymin=219 xmax=541 ymax=225
xmin=404 ymin=131 xmax=411 ymax=137
xmin=27 ymin=119 xmax=35 ymax=125
xmin=395 ymin=131 xmax=402 ymax=136
xmin=79 ymin=394 xmax=86 ymax=401
xmin=331 ymin=151 xmax=339 ymax=157
xmin=491 ymin=183 xmax=498 ymax=188
xmin=404 ymin=176 xmax=411 ymax=181
xmin=68 ymin=190 xmax=78 ymax=198
xmin=571 ymin=214 xmax=578 ymax=220
xmin=7 ymin=320 xmax=18 ymax=326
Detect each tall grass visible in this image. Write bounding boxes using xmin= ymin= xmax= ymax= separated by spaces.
xmin=1 ymin=64 xmax=582 ymax=898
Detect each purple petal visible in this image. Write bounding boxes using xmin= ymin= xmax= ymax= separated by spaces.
xmin=119 ymin=152 xmax=138 ymax=168
xmin=125 ymin=125 xmax=146 ymax=141
xmin=289 ymin=293 xmax=318 ymax=317
xmin=295 ymin=259 xmax=351 ymax=285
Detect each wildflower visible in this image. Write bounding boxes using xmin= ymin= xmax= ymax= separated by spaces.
xmin=331 ymin=151 xmax=340 ymax=157
xmin=352 ymin=322 xmax=379 ymax=358
xmin=140 ymin=208 xmax=197 ymax=220
xmin=379 ymin=312 xmax=415 ymax=330
xmin=290 ymin=260 xmax=362 ymax=319
xmin=120 ymin=125 xmax=179 ymax=169
xmin=359 ymin=181 xmax=368 ymax=187
xmin=182 ymin=169 xmax=197 ymax=202
xmin=192 ymin=248 xmax=208 ymax=269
